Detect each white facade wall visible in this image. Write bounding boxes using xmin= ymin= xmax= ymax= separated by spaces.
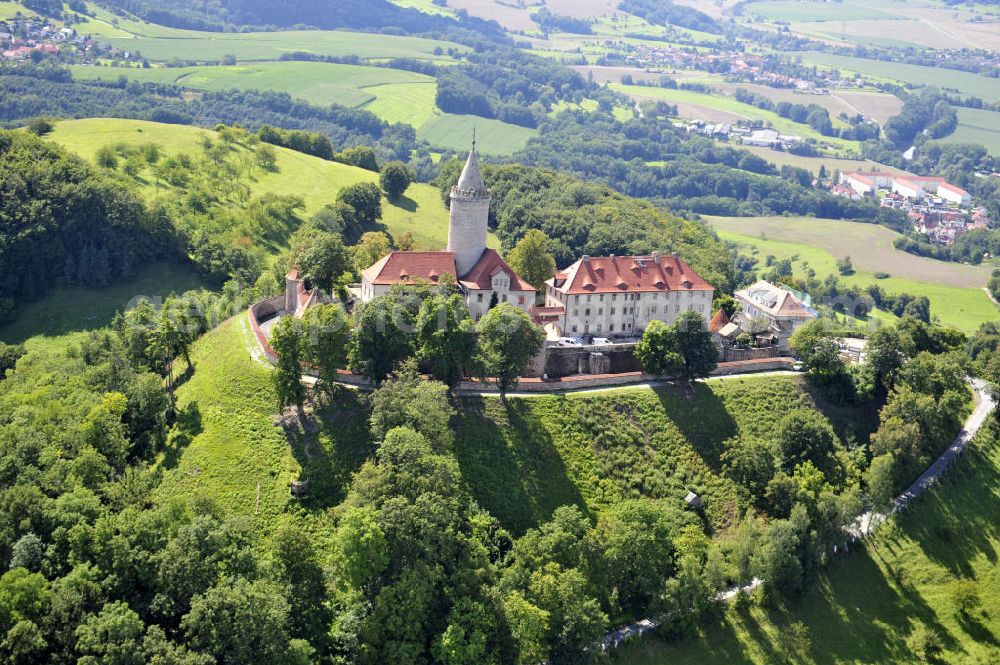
xmin=545 ymin=287 xmax=714 ymax=337
xmin=362 ymin=274 xmax=532 ymax=320
xmin=845 ymin=176 xmax=873 ymax=195
xmin=938 ymin=187 xmax=971 ymax=205
xmin=892 ymin=181 xmax=924 ymax=200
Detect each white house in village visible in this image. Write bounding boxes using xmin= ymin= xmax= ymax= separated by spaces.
xmin=840 ymin=171 xmax=970 ymax=205
xmin=539 ymin=253 xmax=715 ymax=338
xmin=732 ymin=280 xmax=817 ymax=350
xmin=359 ymin=145 xmax=536 ymax=320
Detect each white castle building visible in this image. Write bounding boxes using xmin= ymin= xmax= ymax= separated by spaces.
xmin=360 ymin=145 xmax=535 ymax=320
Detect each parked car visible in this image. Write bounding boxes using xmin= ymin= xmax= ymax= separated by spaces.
xmin=591 ymin=337 xmax=611 ymax=346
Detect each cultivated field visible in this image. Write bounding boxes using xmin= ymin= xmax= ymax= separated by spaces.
xmin=728 ymin=146 xmax=871 ymax=176
xmin=741 ymin=0 xmax=898 ymax=21
xmin=615 ymin=422 xmax=1000 ymax=664
xmin=707 ymin=216 xmax=998 ymax=332
xmin=417 ymin=112 xmax=537 ymax=154
xmin=713 ymin=82 xmax=902 ymax=124
xmin=938 ymin=107 xmax=1000 ymax=157
xmin=793 ymin=52 xmax=1000 ymax=102
xmin=73 ymin=7 xmax=465 ymax=64
xmin=47 ymin=118 xmax=463 ymax=251
xmin=71 ymin=61 xmax=437 ymax=109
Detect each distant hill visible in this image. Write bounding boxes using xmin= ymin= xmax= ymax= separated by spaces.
xmin=92 ymin=0 xmax=510 ymax=42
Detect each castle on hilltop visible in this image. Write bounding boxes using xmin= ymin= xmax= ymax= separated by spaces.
xmin=359 ymin=144 xmax=536 ymax=320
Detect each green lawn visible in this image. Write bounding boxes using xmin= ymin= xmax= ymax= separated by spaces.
xmin=615 ymin=421 xmax=1000 ymax=664
xmin=716 ymin=145 xmax=871 ymax=176
xmin=792 ymin=52 xmax=1000 ymax=102
xmin=939 ymin=107 xmax=1000 ymax=157
xmin=610 ymin=84 xmax=860 ymax=154
xmin=47 ymin=118 xmax=463 ymax=251
xmin=70 ymin=61 xmax=436 ymax=109
xmin=706 ymin=216 xmax=998 ymax=333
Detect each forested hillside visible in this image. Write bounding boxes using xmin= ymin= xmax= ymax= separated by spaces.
xmin=0 ymin=130 xmax=181 ymax=322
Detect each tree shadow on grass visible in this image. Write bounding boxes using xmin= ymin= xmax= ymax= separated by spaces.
xmin=281 ymin=389 xmax=375 ymax=510
xmin=653 ymin=383 xmax=738 ymax=470
xmin=791 ymin=545 xmax=961 ymax=663
xmin=163 ymin=401 xmax=202 ymax=470
xmin=454 ymin=395 xmax=588 ymax=536
xmin=387 ymin=195 xmax=418 ymax=213
xmin=895 ymin=443 xmax=1000 ymax=578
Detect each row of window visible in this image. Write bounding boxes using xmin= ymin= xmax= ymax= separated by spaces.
xmin=475 ymin=292 xmax=526 ymax=305
xmin=563 ymin=291 xmax=702 ymax=303
xmin=572 ymin=304 xmax=704 ymax=318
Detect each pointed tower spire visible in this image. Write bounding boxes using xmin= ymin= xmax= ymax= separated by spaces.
xmin=455 ymin=143 xmax=488 ymax=195
xmin=448 ymin=135 xmax=491 ymax=277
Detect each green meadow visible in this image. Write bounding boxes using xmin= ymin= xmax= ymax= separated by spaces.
xmin=706 ymin=216 xmax=998 ymax=333
xmin=67 ymin=63 xmax=531 ymax=154
xmin=47 ymin=118 xmax=465 ymax=251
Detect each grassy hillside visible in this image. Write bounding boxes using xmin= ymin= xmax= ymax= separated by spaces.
xmin=707 ymin=216 xmax=999 ymax=333
xmin=615 ymin=420 xmax=1000 ymax=664
xmin=156 ymin=314 xmax=876 ymax=540
xmin=0 ymin=261 xmax=211 ymax=346
xmin=46 ymin=118 xmax=482 ymax=251
xmin=454 ymin=377 xmax=877 ymax=535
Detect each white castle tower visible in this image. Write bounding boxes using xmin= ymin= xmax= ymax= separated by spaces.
xmin=447 ymin=141 xmax=490 ymax=277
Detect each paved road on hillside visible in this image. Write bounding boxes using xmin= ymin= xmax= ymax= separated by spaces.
xmin=853 ymin=378 xmax=996 ymax=535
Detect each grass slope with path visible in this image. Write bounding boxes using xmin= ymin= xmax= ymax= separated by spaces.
xmin=614 ymin=419 xmax=1000 ymax=664
xmin=706 ymin=215 xmax=998 ymax=333
xmin=46 ymin=118 xmax=485 ymax=252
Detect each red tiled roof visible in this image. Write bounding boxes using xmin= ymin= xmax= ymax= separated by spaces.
xmin=844 ymin=172 xmax=875 ymax=186
xmin=361 ymin=251 xmax=457 ymax=286
xmin=550 ymin=254 xmax=714 ymax=295
xmin=709 ymin=308 xmax=730 ymax=333
xmin=458 ymin=249 xmax=536 ymax=292
xmin=939 ymin=182 xmax=970 ymax=196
